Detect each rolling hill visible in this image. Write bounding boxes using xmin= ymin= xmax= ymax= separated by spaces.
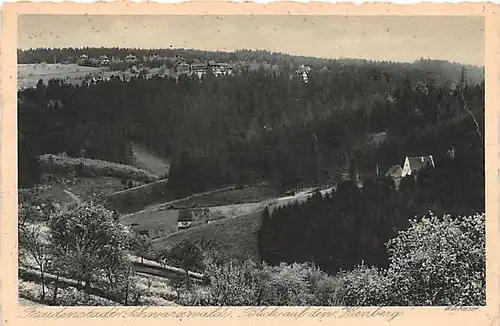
xmin=149 ymin=187 xmax=334 ymax=261
xmin=152 ymin=209 xmax=264 ymax=262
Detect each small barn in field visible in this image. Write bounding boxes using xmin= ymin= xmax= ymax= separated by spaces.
xmin=401 ymin=155 xmax=435 ymax=178
xmin=177 ymin=209 xmax=194 ymax=230
xmin=177 ymin=208 xmax=210 ymax=230
xmin=121 ymin=209 xmax=179 ymax=239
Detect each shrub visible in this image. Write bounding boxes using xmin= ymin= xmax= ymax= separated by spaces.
xmin=175 ymin=212 xmax=485 ymax=307
xmin=162 ymin=239 xmax=208 ymax=274
xmin=129 ymin=231 xmax=153 ymax=263
xmin=260 ymin=263 xmax=322 ymax=306
xmin=335 ymin=263 xmax=390 ymax=306
xmin=331 ymin=213 xmax=485 ymax=306
xmin=200 ymin=258 xmax=264 ymax=305
xmin=181 ymin=258 xmax=341 ymax=306
xmin=38 ymin=154 xmax=158 ymax=183
xmin=301 ymin=264 xmax=342 ymax=306
xmin=178 ymin=286 xmax=212 ymax=306
xmin=384 ymin=212 xmax=485 ymax=306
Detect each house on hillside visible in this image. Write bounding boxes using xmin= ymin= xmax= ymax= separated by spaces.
xmin=149 ymin=54 xmax=162 ymax=61
xmin=125 ymin=54 xmax=138 ymax=63
xmin=208 ymin=62 xmax=234 ymax=76
xmin=294 ymin=65 xmax=312 ymax=83
xmin=98 ymin=55 xmax=110 ymax=66
xmin=176 ymin=60 xmax=191 ymax=75
xmin=122 ymin=209 xmax=180 ymax=239
xmin=190 ymin=63 xmax=208 ymax=78
xmin=177 ymin=209 xmax=194 ymax=230
xmin=401 ymin=155 xmax=435 ymax=178
xmin=130 ymin=65 xmax=139 ymax=74
xmin=77 ymin=54 xmax=89 ymax=65
xmin=174 ymin=55 xmax=186 ymax=64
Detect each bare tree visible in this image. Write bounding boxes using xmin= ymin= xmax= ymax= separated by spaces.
xmin=19 ymin=225 xmax=51 ymax=302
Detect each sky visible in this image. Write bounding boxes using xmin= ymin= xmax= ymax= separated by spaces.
xmin=18 ymin=15 xmax=484 ymax=66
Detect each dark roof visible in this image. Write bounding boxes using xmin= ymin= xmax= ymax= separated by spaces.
xmin=191 ymin=63 xmax=208 ymax=69
xmin=210 ymin=62 xmax=230 ymax=67
xmin=178 ymin=209 xmax=193 ymax=221
xmin=386 ymin=165 xmax=402 ymax=177
xmin=407 ymin=156 xmax=434 ymax=171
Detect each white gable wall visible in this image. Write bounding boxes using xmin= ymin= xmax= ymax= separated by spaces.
xmin=401 ymin=157 xmax=412 ymax=177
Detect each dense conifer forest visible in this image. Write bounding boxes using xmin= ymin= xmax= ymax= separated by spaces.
xmin=258 ymin=149 xmax=484 ymax=275
xmin=18 ymin=48 xmax=484 ymax=197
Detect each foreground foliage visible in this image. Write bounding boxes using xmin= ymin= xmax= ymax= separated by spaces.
xmin=384 ymin=213 xmax=485 ymax=305
xmin=18 ymin=195 xmax=169 ymax=306
xmin=177 ymin=212 xmax=485 ymax=306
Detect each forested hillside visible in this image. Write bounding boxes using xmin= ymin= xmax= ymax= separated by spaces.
xmin=18 ymin=47 xmax=484 ymax=83
xmin=18 ymin=50 xmax=484 ymax=199
xmin=258 ymin=149 xmax=484 ymax=275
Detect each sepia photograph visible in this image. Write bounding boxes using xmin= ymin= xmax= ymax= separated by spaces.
xmin=15 ymin=14 xmax=486 ymax=308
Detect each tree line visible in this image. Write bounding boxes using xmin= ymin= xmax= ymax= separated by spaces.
xmin=18 ymin=47 xmax=484 ymax=82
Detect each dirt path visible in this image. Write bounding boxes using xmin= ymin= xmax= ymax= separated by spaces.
xmin=123 ymin=185 xmax=236 ymax=218
xmin=131 ymin=142 xmax=171 ymax=177
xmin=152 ymin=187 xmax=335 ymax=244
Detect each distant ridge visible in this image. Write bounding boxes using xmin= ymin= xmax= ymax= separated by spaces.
xmin=17 ymin=47 xmax=483 ymax=84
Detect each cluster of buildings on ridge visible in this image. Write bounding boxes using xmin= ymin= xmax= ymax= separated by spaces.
xmin=76 ymin=53 xmax=313 ymax=82
xmin=77 ymin=53 xmax=159 ymax=66
xmin=175 ymin=59 xmax=235 ymax=78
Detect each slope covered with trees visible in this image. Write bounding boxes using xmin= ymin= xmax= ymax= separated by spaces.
xmin=18 ymin=50 xmax=484 ymax=198
xmin=256 ymin=67 xmax=484 ymax=275
xmin=18 ymin=47 xmax=484 ymax=83
xmin=258 ymin=148 xmax=484 ymax=275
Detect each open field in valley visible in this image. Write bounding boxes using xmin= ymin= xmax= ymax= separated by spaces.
xmin=147 ymin=184 xmax=284 ymax=211
xmin=152 ymin=210 xmax=264 ymax=261
xmin=18 ymin=63 xmax=171 ymax=90
xmin=149 ymin=186 xmax=334 ymax=260
xmin=34 ymin=175 xmax=126 ymax=207
xmin=130 ymin=142 xmax=171 ymax=177
xmin=18 ymin=64 xmax=105 ymax=89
